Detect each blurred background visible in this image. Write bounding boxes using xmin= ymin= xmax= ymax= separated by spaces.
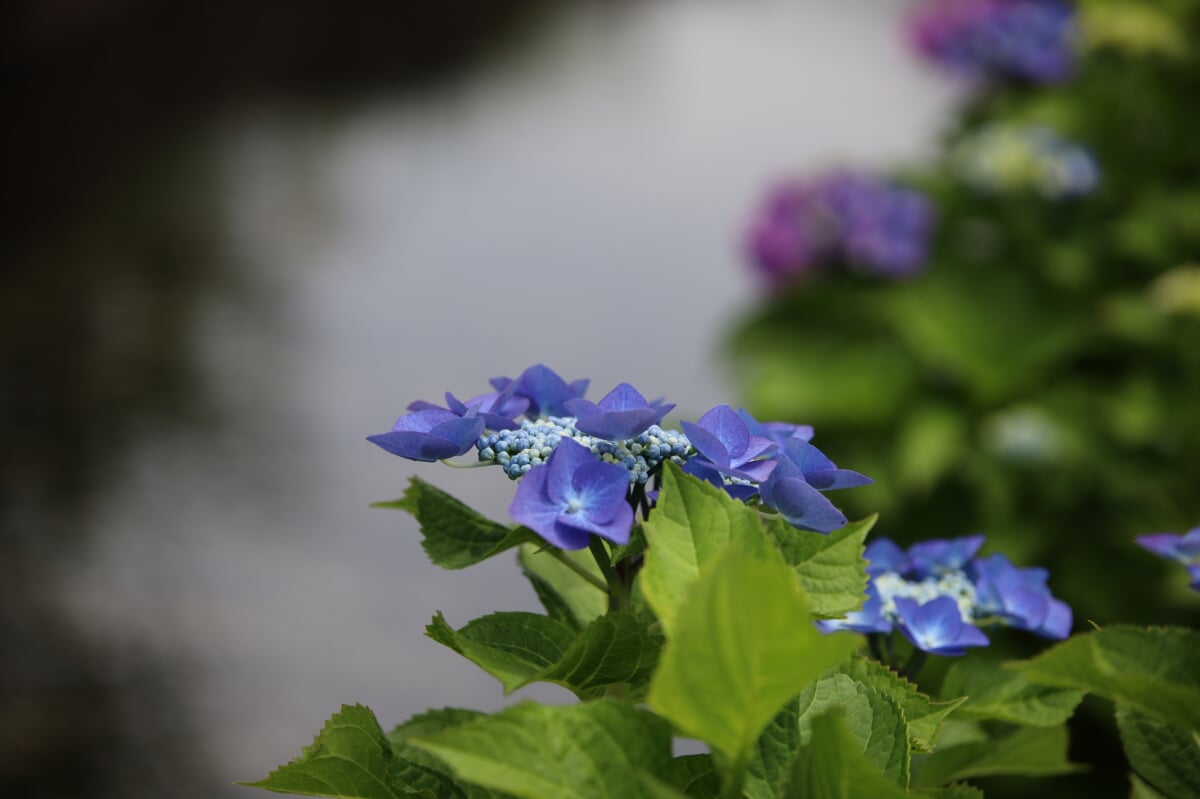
xmin=3 ymin=2 xmax=963 ymax=797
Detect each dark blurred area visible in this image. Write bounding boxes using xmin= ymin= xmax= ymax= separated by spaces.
xmin=2 ymin=2 xmax=573 ymax=795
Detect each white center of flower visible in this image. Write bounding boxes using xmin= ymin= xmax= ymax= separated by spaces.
xmin=565 ymin=499 xmax=584 ymax=515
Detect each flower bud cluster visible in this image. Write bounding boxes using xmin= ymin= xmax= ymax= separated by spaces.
xmin=745 ymin=172 xmax=934 ymax=288
xmin=478 ymin=418 xmax=691 ymax=483
xmin=951 ymin=124 xmax=1100 ymax=199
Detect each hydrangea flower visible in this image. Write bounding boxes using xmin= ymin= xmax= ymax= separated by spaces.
xmin=565 ymin=383 xmax=675 ymax=441
xmin=371 ymin=365 xmax=871 ymax=547
xmin=367 ymin=408 xmax=485 ymax=462
xmin=509 ymin=438 xmax=634 ymax=550
xmin=951 ymin=124 xmax=1100 ymax=198
xmin=908 ymin=0 xmax=1077 ymax=84
xmin=1137 ymin=528 xmax=1200 ymax=591
xmin=745 ymin=172 xmax=934 ymax=287
xmin=820 ymin=534 xmax=1072 ymax=654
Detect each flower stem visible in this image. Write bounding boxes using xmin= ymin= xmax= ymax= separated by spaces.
xmin=899 ymin=650 xmax=928 ymax=681
xmin=438 ymin=458 xmax=491 ymax=469
xmin=546 ymin=548 xmax=608 ymax=593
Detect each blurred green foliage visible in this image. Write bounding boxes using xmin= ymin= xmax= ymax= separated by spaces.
xmin=727 ymin=0 xmax=1200 ymax=631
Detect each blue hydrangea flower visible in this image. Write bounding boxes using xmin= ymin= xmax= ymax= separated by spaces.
xmin=508 ymin=438 xmax=634 ymax=550
xmin=819 ymin=534 xmax=1071 ymax=654
xmin=409 ymin=387 xmax=530 ymax=432
xmin=894 ymin=596 xmax=990 ymax=656
xmin=490 ymin=364 xmax=589 ymax=418
xmin=565 ymin=382 xmax=675 ymax=441
xmin=908 ymin=0 xmax=1077 ymax=84
xmin=368 ymin=409 xmax=485 ymax=462
xmin=1137 ymin=528 xmax=1200 ymax=591
xmin=681 ymin=404 xmax=778 ymax=483
xmin=756 ymin=438 xmax=873 ymax=534
xmin=737 ymin=407 xmax=814 ymax=446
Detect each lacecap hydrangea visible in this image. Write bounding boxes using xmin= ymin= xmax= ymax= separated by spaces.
xmin=1137 ymin=527 xmax=1200 ymax=591
xmin=745 ymin=171 xmax=935 ymax=288
xmin=819 ymin=534 xmax=1072 ymax=656
xmin=368 ymin=364 xmax=872 ymax=549
xmin=951 ymin=124 xmax=1100 ymax=199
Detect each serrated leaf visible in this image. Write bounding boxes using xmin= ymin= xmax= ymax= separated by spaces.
xmin=745 ymin=700 xmax=803 ymax=799
xmin=647 ymin=550 xmax=861 ymax=796
xmin=793 ymin=673 xmax=910 ymax=787
xmin=376 ymin=478 xmax=535 ymax=569
xmin=1019 ymin=626 xmax=1200 ymax=732
xmin=386 ymin=709 xmax=508 ymax=799
xmin=1117 ymin=705 xmax=1200 ymax=799
xmin=428 ymin=610 xmax=661 ymax=699
xmin=837 ymin=657 xmax=963 ymax=752
xmin=767 ymin=515 xmax=873 ymax=619
xmin=517 ymin=544 xmax=606 ymax=631
xmin=242 ymin=704 xmax=408 ymax=798
xmin=640 ymin=462 xmax=776 ymax=637
xmin=941 ymin=657 xmax=1083 ymax=727
xmin=410 ymin=700 xmax=672 ymax=799
xmin=911 ymin=724 xmax=1082 ymax=788
xmin=784 ymin=709 xmax=910 ymax=799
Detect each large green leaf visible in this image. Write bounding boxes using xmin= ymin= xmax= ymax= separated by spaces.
xmin=784 ymin=709 xmax=910 ymax=799
xmin=794 ymin=673 xmax=910 ymax=787
xmin=517 ymin=544 xmax=606 ymax=631
xmin=666 ymin=755 xmax=721 ymax=798
xmin=375 ymin=478 xmax=534 ymax=569
xmin=639 ymin=462 xmax=775 ymax=637
xmin=1117 ymin=705 xmax=1200 ymax=799
xmin=386 ymin=709 xmax=510 ymax=799
xmin=1019 ymin=626 xmax=1200 ymax=732
xmin=427 ymin=609 xmax=660 ymax=699
xmin=941 ymin=657 xmax=1084 ymax=726
xmin=647 ymin=550 xmax=862 ymax=796
xmin=837 ymin=657 xmax=964 ymax=752
xmin=410 ymin=700 xmax=672 ymax=799
xmin=243 ymin=704 xmax=412 ymax=798
xmin=911 ymin=724 xmax=1082 ymax=788
xmin=767 ymin=515 xmax=873 ymax=620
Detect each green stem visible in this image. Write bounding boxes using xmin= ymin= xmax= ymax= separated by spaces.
xmin=547 ymin=548 xmax=608 ymax=593
xmin=438 ymin=458 xmax=491 ymax=469
xmin=899 ymin=650 xmax=929 ymax=681
xmin=588 ymin=537 xmax=626 ymax=612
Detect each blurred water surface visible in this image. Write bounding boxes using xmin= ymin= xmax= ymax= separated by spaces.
xmin=26 ymin=1 xmax=960 ymax=794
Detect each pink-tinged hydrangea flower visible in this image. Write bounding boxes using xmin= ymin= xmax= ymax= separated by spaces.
xmin=508 ymin=438 xmax=634 ymax=550
xmin=1137 ymin=528 xmax=1200 ymax=591
xmin=368 ymin=409 xmax=485 ymax=462
xmin=565 ymin=382 xmax=675 ymax=441
xmin=908 ymin=0 xmax=1077 ymax=84
xmin=745 ymin=172 xmax=934 ymax=288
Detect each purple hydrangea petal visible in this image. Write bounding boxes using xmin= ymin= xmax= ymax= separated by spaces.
xmin=737 ymin=409 xmax=817 ymax=446
xmin=759 ymin=458 xmax=847 ymax=534
xmin=367 ymin=410 xmax=485 ymax=462
xmin=864 ymin=538 xmax=909 ymax=576
xmin=565 ymin=383 xmax=675 ymax=440
xmin=1033 ymin=598 xmax=1072 ymax=640
xmin=894 ymin=596 xmax=990 ymax=656
xmin=817 ymin=584 xmax=892 ymax=635
xmin=777 ymin=438 xmax=874 ymax=491
xmin=907 ymin=534 xmax=986 ymax=579
xmin=679 ymin=421 xmax=734 ymax=470
xmin=693 ymin=405 xmax=752 ymax=462
xmin=508 ymin=438 xmax=632 ymax=550
xmin=492 ymin=364 xmax=588 ymax=418
xmin=969 ymin=553 xmax=1066 ymax=634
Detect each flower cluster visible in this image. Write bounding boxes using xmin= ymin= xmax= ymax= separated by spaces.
xmin=820 ymin=534 xmax=1072 ymax=655
xmin=745 ymin=172 xmax=935 ymax=287
xmin=1137 ymin=528 xmax=1200 ymax=591
xmin=908 ymin=0 xmax=1077 ymax=84
xmin=369 ymin=364 xmax=872 ymax=549
xmin=951 ymin=124 xmax=1100 ymax=198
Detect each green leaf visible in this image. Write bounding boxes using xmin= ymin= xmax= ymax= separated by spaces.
xmin=647 ymin=550 xmax=862 ymax=796
xmin=941 ymin=657 xmax=1084 ymax=727
xmin=426 ymin=612 xmax=576 ymax=694
xmin=427 ymin=610 xmax=661 ymax=699
xmin=915 ymin=784 xmax=985 ymax=799
xmin=639 ymin=462 xmax=775 ymax=637
xmin=665 ymin=755 xmax=721 ymax=798
xmin=911 ymin=724 xmax=1082 ymax=788
xmin=784 ymin=709 xmax=910 ymax=799
xmin=375 ymin=478 xmax=535 ymax=569
xmin=767 ymin=515 xmax=873 ymax=620
xmin=242 ymin=704 xmax=408 ymax=798
xmin=386 ymin=709 xmax=507 ymax=799
xmin=517 ymin=544 xmax=606 ymax=631
xmin=1130 ymin=772 xmax=1170 ymax=799
xmin=1019 ymin=626 xmax=1200 ymax=732
xmin=1116 ymin=705 xmax=1200 ymax=799
xmin=410 ymin=700 xmax=672 ymax=799
xmin=837 ymin=657 xmax=964 ymax=752
xmin=793 ymin=673 xmax=910 ymax=787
